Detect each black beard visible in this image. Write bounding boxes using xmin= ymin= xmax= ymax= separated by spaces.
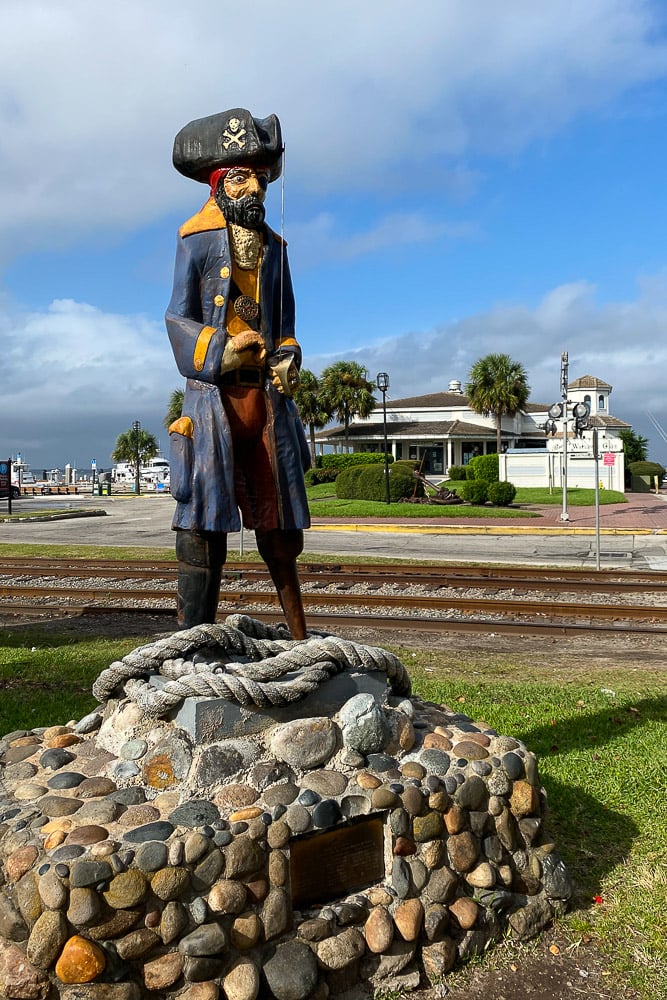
xmin=215 ymin=190 xmax=266 ymax=231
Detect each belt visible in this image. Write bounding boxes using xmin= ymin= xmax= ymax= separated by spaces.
xmin=220 ymin=367 xmax=264 ymax=388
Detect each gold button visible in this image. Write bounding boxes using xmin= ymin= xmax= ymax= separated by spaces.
xmin=220 ymin=266 xmax=230 ymax=278
xmin=194 ymin=358 xmax=204 ymax=371
xmin=214 ymin=294 xmax=225 ymax=307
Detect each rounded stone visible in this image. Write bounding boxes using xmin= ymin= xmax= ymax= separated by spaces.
xmin=64 ymin=825 xmax=109 ymax=847
xmin=160 ymin=900 xmax=189 ymax=945
xmin=151 ymin=866 xmax=190 ymax=901
xmin=312 ymin=799 xmax=342 ymax=828
xmin=316 ymin=927 xmax=365 ymax=970
xmin=224 ymin=836 xmax=266 ymax=879
xmin=38 ymin=869 xmax=68 ymax=909
xmin=400 ymin=761 xmax=426 ymax=780
xmin=120 ymin=738 xmax=148 ymax=760
xmin=110 ymin=786 xmax=146 ymax=806
xmin=134 ymin=840 xmax=169 ymax=873
xmin=77 ymin=776 xmax=118 ymax=798
xmin=46 ymin=772 xmax=86 ymax=790
xmin=502 ymin=751 xmax=525 ymax=780
xmin=144 ymin=950 xmax=184 ymax=990
xmin=270 ymin=718 xmax=340 ymax=769
xmin=284 ymin=803 xmax=311 ymax=834
xmin=419 ymin=749 xmax=451 ymax=774
xmin=366 ymin=753 xmax=397 ymax=773
xmin=449 ymin=896 xmax=479 ymax=930
xmin=38 ymin=795 xmax=82 ymax=818
xmin=339 ymin=694 xmax=388 ymax=755
xmin=465 ymin=861 xmax=496 ymax=888
xmin=456 ymin=775 xmax=488 ymax=811
xmin=75 ymin=800 xmax=122 ymax=825
xmin=267 ymin=820 xmax=290 ymax=849
xmin=401 ymin=785 xmax=425 ymax=816
xmin=69 ymin=859 xmax=113 ymax=888
xmin=262 ymin=783 xmax=299 ymax=808
xmin=301 ymin=769 xmax=348 ymax=797
xmin=170 ymin=800 xmax=220 ymax=828
xmin=179 ymin=921 xmax=228 ymax=956
xmin=394 ymin=897 xmax=424 ymax=941
xmin=115 ymin=927 xmax=160 ymax=960
xmin=66 ymin=887 xmax=101 ymax=927
xmin=231 ymin=911 xmax=262 ymax=950
xmin=143 ymin=736 xmax=193 ymax=789
xmin=208 ymin=879 xmax=247 ymax=914
xmin=123 ymin=821 xmax=174 ymax=843
xmin=263 ymin=940 xmax=318 ymax=1000
xmin=370 ymin=787 xmax=399 ymax=810
xmin=423 ymin=733 xmax=452 ymax=752
xmin=224 ymin=956 xmax=260 ymax=1000
xmin=262 ymin=888 xmax=290 ymax=941
xmin=26 ymin=909 xmax=68 ymax=968
xmin=447 ymin=831 xmax=480 ymax=873
xmin=118 ymin=805 xmax=160 ymax=828
xmin=365 ymin=905 xmax=394 ymax=953
xmin=104 ymin=869 xmax=149 ymax=909
xmin=54 ymin=934 xmax=106 ymax=983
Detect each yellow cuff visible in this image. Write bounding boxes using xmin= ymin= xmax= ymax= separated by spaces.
xmin=169 ymin=416 xmax=194 ymax=438
xmin=276 ymin=337 xmax=298 ymax=348
xmin=193 ymin=326 xmax=217 ymax=372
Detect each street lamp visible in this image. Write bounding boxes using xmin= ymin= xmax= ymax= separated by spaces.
xmin=133 ymin=420 xmax=141 ymax=496
xmin=376 ymin=372 xmax=390 ymax=504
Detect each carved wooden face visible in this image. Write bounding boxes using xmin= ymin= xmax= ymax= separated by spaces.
xmin=223 ymin=167 xmax=269 ymax=203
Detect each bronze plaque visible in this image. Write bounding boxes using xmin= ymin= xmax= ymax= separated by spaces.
xmin=290 ymin=815 xmax=385 ymax=908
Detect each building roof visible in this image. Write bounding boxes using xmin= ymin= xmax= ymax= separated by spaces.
xmin=568 ymin=375 xmax=612 ymax=390
xmin=315 ymin=418 xmax=543 ymax=442
xmin=589 ymin=414 xmax=630 ymax=429
xmin=385 ymin=391 xmax=550 ymax=412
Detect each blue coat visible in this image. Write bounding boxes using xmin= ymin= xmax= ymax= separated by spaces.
xmin=165 ymin=198 xmax=311 ymax=534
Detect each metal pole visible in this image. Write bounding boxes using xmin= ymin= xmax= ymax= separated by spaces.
xmin=593 ymin=429 xmax=601 ymax=571
xmin=382 ymin=389 xmax=390 ymax=504
xmin=133 ymin=421 xmax=141 ymax=496
xmin=559 ymin=352 xmax=569 ymax=522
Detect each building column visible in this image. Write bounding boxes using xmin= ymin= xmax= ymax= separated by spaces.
xmin=446 ymin=440 xmax=453 ymax=472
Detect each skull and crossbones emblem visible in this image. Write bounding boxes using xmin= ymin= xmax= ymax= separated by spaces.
xmin=222 ymin=116 xmax=247 ymax=150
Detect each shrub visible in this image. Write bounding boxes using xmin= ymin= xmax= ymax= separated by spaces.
xmin=447 ymin=465 xmax=467 ymax=481
xmin=465 ymin=465 xmax=476 ymax=480
xmin=469 ymin=453 xmax=499 ymax=482
xmin=461 ymin=480 xmax=488 ymax=504
xmin=305 ymin=467 xmax=339 ymax=486
xmin=487 ymin=481 xmax=516 ymax=506
xmin=336 ymin=463 xmax=423 ymax=502
xmin=628 ymin=460 xmax=665 ymax=480
xmin=319 ymin=452 xmax=391 ymax=471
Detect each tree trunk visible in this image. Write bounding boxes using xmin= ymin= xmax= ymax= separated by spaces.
xmin=308 ymin=423 xmax=317 ymax=466
xmin=496 ymin=413 xmax=502 ymax=455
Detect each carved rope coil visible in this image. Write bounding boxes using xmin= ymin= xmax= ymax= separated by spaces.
xmin=92 ymin=614 xmax=411 ymax=718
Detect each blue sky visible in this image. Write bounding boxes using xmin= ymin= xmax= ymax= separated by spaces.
xmin=3 ymin=0 xmax=667 ymax=471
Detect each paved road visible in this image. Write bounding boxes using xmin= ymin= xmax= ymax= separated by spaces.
xmin=2 ymin=494 xmax=667 ymax=569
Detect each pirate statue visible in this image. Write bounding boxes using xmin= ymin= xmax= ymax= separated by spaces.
xmin=166 ymin=109 xmax=311 ymax=638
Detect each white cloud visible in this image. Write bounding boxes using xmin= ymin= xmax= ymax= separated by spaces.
xmin=306 ymin=273 xmax=667 ymax=463
xmin=2 ymin=296 xmax=175 ymax=467
xmin=0 ymin=0 xmax=665 ymax=256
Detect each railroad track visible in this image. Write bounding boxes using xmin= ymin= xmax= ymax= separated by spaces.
xmin=2 ymin=557 xmax=667 ymax=639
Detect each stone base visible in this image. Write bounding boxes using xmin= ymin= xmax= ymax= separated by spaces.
xmin=0 ymin=629 xmax=572 ymax=998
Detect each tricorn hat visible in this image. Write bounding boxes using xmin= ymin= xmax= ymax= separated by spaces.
xmin=173 ymin=108 xmax=283 ymax=183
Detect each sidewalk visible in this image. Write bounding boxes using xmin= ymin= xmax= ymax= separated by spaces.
xmin=311 ymin=492 xmax=667 ymax=535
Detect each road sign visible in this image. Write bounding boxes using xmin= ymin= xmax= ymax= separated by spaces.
xmin=603 ymin=453 xmax=615 ymax=466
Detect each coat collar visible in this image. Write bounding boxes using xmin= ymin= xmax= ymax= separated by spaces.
xmin=178 ymin=196 xmax=286 ymax=245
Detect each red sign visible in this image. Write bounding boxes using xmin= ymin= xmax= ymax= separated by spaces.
xmin=603 ymin=452 xmax=615 ymax=466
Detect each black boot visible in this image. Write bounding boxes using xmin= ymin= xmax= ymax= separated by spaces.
xmin=175 ymin=529 xmax=227 ymax=628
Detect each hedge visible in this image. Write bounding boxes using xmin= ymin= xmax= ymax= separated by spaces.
xmin=469 ymin=453 xmax=499 ymax=482
xmin=318 ymin=452 xmax=391 ymax=471
xmin=447 ymin=465 xmax=467 ymax=481
xmin=336 ymin=463 xmax=423 ymax=502
xmin=628 ymin=460 xmax=665 ymax=480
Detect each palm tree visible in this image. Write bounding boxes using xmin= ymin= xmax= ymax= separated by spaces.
xmin=465 ymin=353 xmax=530 ymax=455
xmin=319 ymin=361 xmax=376 ymax=453
xmin=111 ymin=427 xmax=159 ymax=472
xmin=164 ymin=389 xmax=185 ymax=430
xmin=293 ymin=369 xmax=331 ymax=465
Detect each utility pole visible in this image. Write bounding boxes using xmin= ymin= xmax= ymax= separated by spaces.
xmin=560 ymin=351 xmax=569 ymax=522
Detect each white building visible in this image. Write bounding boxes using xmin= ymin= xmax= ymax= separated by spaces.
xmin=314 ymin=374 xmax=629 ymax=490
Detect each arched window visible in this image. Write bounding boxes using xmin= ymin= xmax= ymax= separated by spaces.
xmin=598 ymin=394 xmax=605 ymax=410
xmin=584 ymin=394 xmax=591 ymax=408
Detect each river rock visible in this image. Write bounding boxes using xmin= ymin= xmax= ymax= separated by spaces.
xmin=263 ymin=940 xmax=318 ymax=1000
xmin=270 ymin=718 xmax=339 ymax=769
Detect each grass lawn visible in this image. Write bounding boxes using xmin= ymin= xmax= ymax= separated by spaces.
xmin=306 ymin=482 xmax=626 ymax=517
xmin=0 ymin=618 xmax=663 ymax=997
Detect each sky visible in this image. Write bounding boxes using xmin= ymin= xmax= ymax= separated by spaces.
xmin=2 ymin=0 xmax=667 ymax=472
